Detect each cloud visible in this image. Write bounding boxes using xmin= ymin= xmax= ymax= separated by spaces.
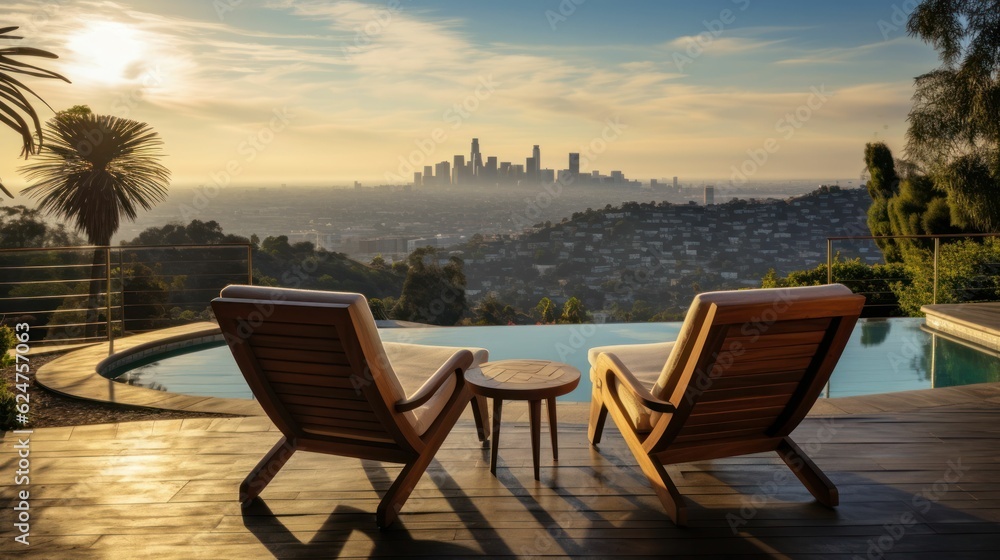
xmin=660 ymin=36 xmax=787 ymax=56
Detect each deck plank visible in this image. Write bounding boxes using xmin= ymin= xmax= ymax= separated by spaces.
xmin=3 ymin=392 xmax=1000 ymax=558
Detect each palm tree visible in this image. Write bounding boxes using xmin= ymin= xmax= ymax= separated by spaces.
xmin=1 ymin=26 xmax=70 ymax=198
xmin=21 ymin=107 xmax=170 ymax=337
xmin=905 ymin=0 xmax=1000 ymax=231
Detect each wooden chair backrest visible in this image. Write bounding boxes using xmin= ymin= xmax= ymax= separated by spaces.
xmin=651 ymin=285 xmax=865 ymax=453
xmin=212 ymin=286 xmax=422 ymax=460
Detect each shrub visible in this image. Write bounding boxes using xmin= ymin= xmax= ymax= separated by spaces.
xmin=0 ymin=378 xmax=16 ymax=430
xmin=0 ymin=325 xmax=16 ymax=367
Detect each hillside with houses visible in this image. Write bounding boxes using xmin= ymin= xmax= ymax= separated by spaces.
xmin=453 ymin=186 xmax=874 ymax=317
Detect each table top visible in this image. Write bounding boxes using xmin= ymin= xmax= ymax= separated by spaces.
xmin=466 ymin=359 xmax=581 ymax=400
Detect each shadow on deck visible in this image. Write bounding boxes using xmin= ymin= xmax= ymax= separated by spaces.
xmin=4 ymin=387 xmax=1000 ymax=558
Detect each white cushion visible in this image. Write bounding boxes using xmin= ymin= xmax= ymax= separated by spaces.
xmin=384 ymin=342 xmax=488 ymax=435
xmin=588 ymin=341 xmax=675 ymax=432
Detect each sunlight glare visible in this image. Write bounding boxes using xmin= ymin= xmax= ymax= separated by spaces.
xmin=66 ymin=20 xmax=148 ymax=85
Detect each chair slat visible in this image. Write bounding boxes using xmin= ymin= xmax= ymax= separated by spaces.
xmin=698 ymin=370 xmax=806 ymax=390
xmin=258 ymin=359 xmax=358 ymax=378
xmin=264 ymin=370 xmax=365 ymax=390
xmin=279 ymin=393 xmax=372 ymax=410
xmin=252 ymin=346 xmax=352 ymax=366
xmin=284 ymin=402 xmax=383 ymax=422
xmin=686 ymin=405 xmax=787 ymax=426
xmin=713 ymin=357 xmax=814 ymax=376
xmin=269 ymin=382 xmax=367 ymax=401
xmin=676 ymin=416 xmax=776 ymax=437
xmin=249 ymin=333 xmax=346 ymax=353
xmin=697 ymin=382 xmax=800 ymax=402
xmin=723 ymin=329 xmax=826 ymax=349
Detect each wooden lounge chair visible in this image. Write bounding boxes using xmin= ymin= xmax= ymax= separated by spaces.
xmin=587 ymin=284 xmax=865 ymax=525
xmin=211 ymin=285 xmax=490 ymax=528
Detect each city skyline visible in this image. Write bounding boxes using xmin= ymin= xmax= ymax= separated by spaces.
xmin=0 ymin=1 xmax=939 ymax=190
xmin=403 ymin=137 xmax=640 ymax=188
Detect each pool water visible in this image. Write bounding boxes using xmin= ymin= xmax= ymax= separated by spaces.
xmin=108 ymin=318 xmax=1000 ymax=402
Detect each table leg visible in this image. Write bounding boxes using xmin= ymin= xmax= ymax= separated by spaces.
xmin=547 ymin=397 xmax=558 ymax=461
xmin=529 ymin=399 xmax=541 ymax=481
xmin=490 ymin=398 xmax=502 ymax=476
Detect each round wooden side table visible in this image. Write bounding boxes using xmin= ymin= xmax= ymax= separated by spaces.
xmin=465 ymin=359 xmax=581 ymax=480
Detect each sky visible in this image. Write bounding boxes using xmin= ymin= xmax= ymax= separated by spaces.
xmin=0 ymin=0 xmax=940 ymax=190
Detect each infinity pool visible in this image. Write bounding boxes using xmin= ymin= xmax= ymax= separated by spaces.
xmin=107 ymin=318 xmax=1000 ymax=402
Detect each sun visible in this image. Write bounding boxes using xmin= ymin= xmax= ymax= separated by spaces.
xmin=65 ymin=20 xmax=148 ymax=85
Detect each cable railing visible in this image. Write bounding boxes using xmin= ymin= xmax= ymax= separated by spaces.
xmin=826 ymin=233 xmax=1000 ymax=316
xmin=0 ymin=244 xmax=252 ymax=348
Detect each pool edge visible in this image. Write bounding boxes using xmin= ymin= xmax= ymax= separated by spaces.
xmin=35 ymin=322 xmax=265 ymax=417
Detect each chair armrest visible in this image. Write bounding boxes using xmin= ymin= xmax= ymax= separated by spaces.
xmin=395 ymin=349 xmax=474 ymax=413
xmin=596 ymin=352 xmax=676 ymax=414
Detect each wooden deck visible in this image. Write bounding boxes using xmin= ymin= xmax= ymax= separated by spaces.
xmin=4 ymin=386 xmax=1000 ymax=558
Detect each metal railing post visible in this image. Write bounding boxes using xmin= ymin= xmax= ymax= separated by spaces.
xmin=119 ymin=248 xmax=125 ymax=337
xmin=106 ymin=246 xmax=114 ymax=354
xmin=826 ymin=238 xmax=833 ymax=285
xmin=933 ymin=237 xmax=940 ymax=305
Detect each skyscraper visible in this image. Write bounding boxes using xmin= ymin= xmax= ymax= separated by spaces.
xmin=569 ymin=153 xmax=580 ymax=177
xmin=526 ymin=157 xmax=536 ymax=180
xmin=471 ymin=138 xmax=483 ymax=178
xmin=532 ymin=145 xmax=541 ymax=179
xmin=453 ymin=155 xmax=465 ymax=185
xmin=704 ymin=186 xmax=715 ymax=206
xmin=435 ymin=161 xmax=451 ymax=185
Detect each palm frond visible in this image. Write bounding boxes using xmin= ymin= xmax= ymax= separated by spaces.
xmin=0 ymin=26 xmax=70 ymax=162
xmin=20 ymin=113 xmax=170 ymax=244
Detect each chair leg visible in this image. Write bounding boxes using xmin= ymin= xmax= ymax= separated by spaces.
xmin=471 ymin=395 xmax=489 ymax=442
xmin=240 ymin=436 xmax=296 ymax=505
xmin=777 ymin=437 xmax=839 ymax=507
xmin=602 ymin=388 xmax=687 ymax=525
xmin=632 ymin=449 xmax=688 ymax=526
xmin=377 ymin=386 xmax=473 ymax=528
xmin=377 ymin=452 xmax=435 ymax=529
xmin=588 ymin=387 xmax=609 ymax=445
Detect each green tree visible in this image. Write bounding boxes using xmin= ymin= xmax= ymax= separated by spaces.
xmin=894 ymin=237 xmax=1000 ymax=315
xmin=21 ymin=106 xmax=170 ymax=336
xmin=864 ymin=142 xmax=902 ymax=262
xmin=0 ymin=26 xmax=69 ymax=198
xmin=534 ymin=296 xmax=557 ymax=324
xmin=0 ymin=205 xmax=46 ymax=247
xmin=391 ymin=247 xmax=467 ymax=326
xmin=472 ymin=293 xmax=523 ymax=326
xmin=558 ymin=296 xmax=589 ymax=324
xmin=864 ymin=142 xmax=964 ymax=264
xmin=905 ymin=0 xmax=1000 ymax=231
xmin=761 ymin=257 xmax=912 ymax=317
